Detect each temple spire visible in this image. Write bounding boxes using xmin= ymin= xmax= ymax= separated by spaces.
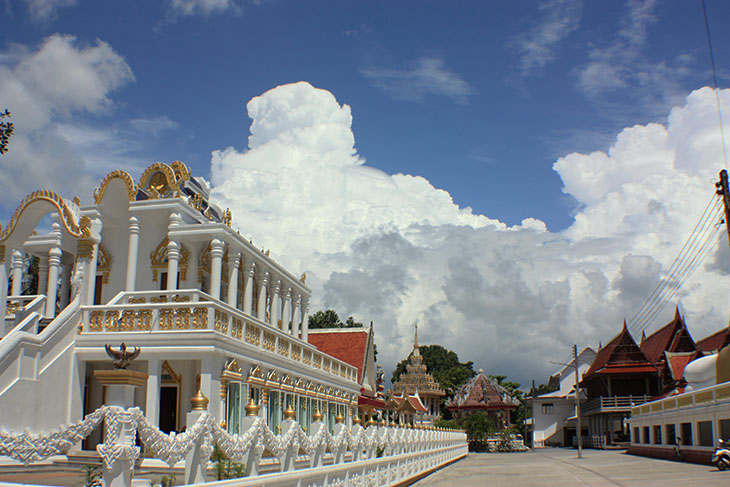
xmin=410 ymin=323 xmax=422 ymax=364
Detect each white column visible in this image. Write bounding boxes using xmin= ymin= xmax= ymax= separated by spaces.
xmin=45 ymin=247 xmax=62 ymax=317
xmin=209 ymin=239 xmax=225 ymax=300
xmin=37 ymin=256 xmax=48 ymax=296
xmin=301 ymin=298 xmax=310 ymax=342
xmin=166 ymin=240 xmax=180 ymax=291
xmin=59 ymin=263 xmax=70 ymax=309
xmin=270 ymin=278 xmax=281 ymax=328
xmin=10 ymin=250 xmax=23 ymax=296
xmin=293 ymin=293 xmax=302 ymax=338
xmin=146 ymin=359 xmax=161 ymax=426
xmin=227 ymin=251 xmax=241 ymax=308
xmin=243 ymin=261 xmax=255 ymax=315
xmin=125 ymin=216 xmax=140 ymax=292
xmin=257 ymin=270 xmax=269 ymax=321
xmin=281 ymin=287 xmax=291 ymax=333
xmin=84 ymin=241 xmax=99 ymax=306
xmin=0 ymin=246 xmax=7 ymax=321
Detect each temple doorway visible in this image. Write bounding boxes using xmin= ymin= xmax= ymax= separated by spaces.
xmin=159 ymin=386 xmax=178 ymax=433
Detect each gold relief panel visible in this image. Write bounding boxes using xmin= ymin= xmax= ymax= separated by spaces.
xmin=104 ymin=310 xmax=120 ymax=331
xmin=89 ymin=310 xmax=104 ymax=331
xmin=176 ymin=308 xmax=192 ymax=329
xmin=263 ymin=332 xmax=276 ymax=352
xmin=172 ymin=295 xmax=191 ymax=302
xmin=128 ymin=297 xmax=146 ymax=304
xmin=214 ymin=309 xmax=227 ymax=332
xmin=303 ymin=350 xmax=312 ymax=366
xmin=291 ymin=345 xmax=301 ymax=361
xmin=193 ymin=307 xmax=208 ymax=329
xmin=120 ymin=310 xmax=136 ymax=331
xmin=313 ymin=354 xmax=322 ymax=369
xmin=160 ymin=309 xmax=174 ymax=330
xmin=151 ymin=296 xmax=168 ymax=303
xmin=0 ymin=245 xmax=5 ymax=264
xmin=245 ymin=323 xmax=261 ymax=345
xmin=150 ymin=236 xmax=189 ymax=282
xmin=232 ymin=318 xmax=243 ymax=339
xmin=97 ymin=244 xmax=112 ymax=284
xmin=137 ymin=309 xmax=152 ymax=330
xmin=278 ymin=340 xmax=289 ymax=358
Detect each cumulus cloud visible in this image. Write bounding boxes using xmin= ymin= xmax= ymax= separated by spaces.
xmin=0 ymin=34 xmax=134 ymax=210
xmin=361 ymin=57 xmax=475 ymax=104
xmin=211 ymin=81 xmax=730 ymax=386
xmin=512 ymin=0 xmax=582 ymax=77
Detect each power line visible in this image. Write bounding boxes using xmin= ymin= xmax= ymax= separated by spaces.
xmin=702 ymin=0 xmax=728 ymax=168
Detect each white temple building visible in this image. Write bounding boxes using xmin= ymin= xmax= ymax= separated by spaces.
xmin=0 ymin=161 xmax=361 ymax=443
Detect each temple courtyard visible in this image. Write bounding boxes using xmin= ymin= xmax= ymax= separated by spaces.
xmin=415 ymin=448 xmax=730 ymax=487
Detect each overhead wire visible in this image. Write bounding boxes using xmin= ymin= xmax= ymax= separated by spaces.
xmin=702 ymin=0 xmax=729 ymax=169
xmin=627 ymin=194 xmax=722 ymax=333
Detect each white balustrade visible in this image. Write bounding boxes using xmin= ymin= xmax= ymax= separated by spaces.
xmin=0 ymin=403 xmax=467 ymax=487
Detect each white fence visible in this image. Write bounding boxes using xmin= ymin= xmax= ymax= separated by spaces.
xmin=0 ymin=404 xmax=467 ymax=487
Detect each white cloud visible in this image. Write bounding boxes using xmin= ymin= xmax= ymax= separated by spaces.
xmin=24 ymin=0 xmax=77 ymax=23
xmin=361 ymin=57 xmax=475 ymax=104
xmin=168 ymin=0 xmax=240 ymax=16
xmin=0 ymin=35 xmax=135 ymax=209
xmin=211 ymin=81 xmax=730 ymax=386
xmin=512 ymin=0 xmax=582 ymax=77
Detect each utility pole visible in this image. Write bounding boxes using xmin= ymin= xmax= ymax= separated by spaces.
xmin=716 ymin=169 xmax=730 ymax=249
xmin=574 ymin=344 xmax=583 ymax=459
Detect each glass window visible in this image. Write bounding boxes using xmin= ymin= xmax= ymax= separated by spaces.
xmin=227 ymin=382 xmax=240 ymax=434
xmin=720 ymin=419 xmax=730 ymax=441
xmin=633 ymin=427 xmax=640 ymax=443
xmin=653 ymin=425 xmax=662 ymax=444
xmin=698 ymin=421 xmax=713 ymax=447
xmin=666 ymin=424 xmax=677 ymax=445
xmin=680 ymin=422 xmax=692 ymax=446
xmin=268 ymin=391 xmax=281 ymax=432
xmin=298 ymin=396 xmax=308 ymax=432
xmin=541 ymin=403 xmax=554 ymax=415
xmin=642 ymin=426 xmax=650 ymax=444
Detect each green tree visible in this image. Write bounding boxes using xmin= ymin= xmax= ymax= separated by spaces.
xmin=308 ymin=309 xmax=363 ymax=329
xmin=0 ymin=109 xmax=13 ymax=155
xmin=462 ymin=411 xmax=496 ymax=440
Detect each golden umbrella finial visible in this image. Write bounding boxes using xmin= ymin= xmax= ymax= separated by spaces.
xmin=312 ymin=408 xmax=324 ymax=422
xmin=245 ymin=398 xmax=260 ymax=416
xmin=190 ymin=389 xmax=209 ymax=411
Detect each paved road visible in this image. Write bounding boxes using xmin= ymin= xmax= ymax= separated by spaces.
xmin=414 ymin=448 xmax=730 ymax=487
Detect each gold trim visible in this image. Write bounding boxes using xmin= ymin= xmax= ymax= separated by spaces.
xmin=97 ymin=243 xmax=112 ymax=284
xmin=93 ymin=170 xmax=136 ymax=204
xmin=191 ymin=389 xmax=209 ymax=410
xmin=1 ymin=190 xmax=90 ymax=242
xmin=169 ymin=161 xmax=191 ymax=183
xmin=150 ymin=236 xmax=189 ymax=282
xmin=139 ymin=163 xmax=181 ymax=198
xmin=0 ymin=245 xmax=5 ymax=264
xmin=94 ymin=369 xmax=148 ymax=387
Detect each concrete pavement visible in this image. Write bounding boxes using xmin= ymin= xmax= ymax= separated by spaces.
xmin=413 ymin=448 xmax=730 ymax=487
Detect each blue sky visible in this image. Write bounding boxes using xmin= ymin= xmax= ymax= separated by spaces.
xmin=2 ymin=0 xmax=730 ymax=384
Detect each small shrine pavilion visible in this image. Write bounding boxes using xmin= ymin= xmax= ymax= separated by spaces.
xmin=446 ymin=369 xmax=520 ymax=429
xmin=388 ymin=325 xmax=445 ymax=425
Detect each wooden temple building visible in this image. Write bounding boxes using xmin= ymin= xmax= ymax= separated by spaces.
xmin=446 ymin=369 xmax=520 ymax=429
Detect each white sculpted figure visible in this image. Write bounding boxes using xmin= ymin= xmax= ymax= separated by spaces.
xmin=684 ymin=344 xmax=730 ymax=392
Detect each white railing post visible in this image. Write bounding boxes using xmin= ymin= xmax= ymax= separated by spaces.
xmin=241 ymin=400 xmax=264 ymax=476
xmin=185 ymin=390 xmax=210 ymax=485
xmin=309 ymin=418 xmax=327 ymax=467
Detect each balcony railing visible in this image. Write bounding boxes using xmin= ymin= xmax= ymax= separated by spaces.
xmin=79 ymin=289 xmax=358 ymax=384
xmin=582 ymin=395 xmax=652 ymax=414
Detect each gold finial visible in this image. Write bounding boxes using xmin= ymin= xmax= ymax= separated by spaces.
xmin=300 ymin=272 xmax=307 ymax=284
xmin=72 ymin=196 xmax=81 ymax=206
xmin=312 ymin=408 xmax=324 ymax=422
xmin=353 ymin=415 xmax=361 ymax=425
xmin=366 ymin=415 xmax=377 ymax=427
xmin=245 ymin=398 xmax=260 ymax=416
xmin=335 ymin=413 xmax=344 ymax=424
xmin=389 ymin=420 xmax=396 ymax=428
xmin=220 ymin=420 xmax=227 ymax=428
xmin=284 ymin=403 xmax=296 ymax=421
xmin=265 ymin=249 xmax=270 ymax=256
xmin=379 ymin=418 xmax=387 ymax=427
xmin=191 ymin=389 xmax=209 ymax=410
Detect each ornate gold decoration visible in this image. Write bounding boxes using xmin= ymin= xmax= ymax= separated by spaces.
xmin=89 ymin=310 xmax=104 ymax=331
xmin=97 ymin=243 xmax=112 ymax=284
xmin=169 ymin=161 xmax=191 ymax=183
xmin=128 ymin=297 xmax=146 ymax=304
xmin=312 ymin=408 xmax=324 ymax=422
xmin=353 ymin=415 xmax=361 ymax=425
xmin=245 ymin=398 xmax=260 ymax=416
xmin=198 ymin=242 xmax=229 ymax=284
xmin=151 ymin=296 xmax=168 ymax=303
xmin=0 ymin=244 xmax=5 ymax=264
xmin=191 ymin=389 xmax=209 ymax=411
xmin=76 ymin=238 xmax=94 ymax=260
xmin=1 ymin=189 xmax=90 ymax=242
xmin=93 ymin=170 xmax=136 ymax=205
xmin=138 ymin=163 xmax=181 ymax=199
xmin=72 ymin=196 xmax=81 ymax=206
xmin=223 ymin=208 xmax=232 ymax=226
xmin=104 ymin=343 xmax=141 ymax=369
xmin=248 ymin=365 xmax=265 ymax=385
xmin=263 ymin=332 xmax=276 ymax=352
xmin=172 ymin=295 xmax=191 ymax=302
xmin=300 ymin=272 xmax=306 ymax=284
xmin=150 ymin=236 xmax=189 ymax=282
xmin=245 ymin=323 xmax=261 ymax=345
xmin=283 ymin=403 xmax=296 ymax=421
xmin=190 ymin=193 xmax=204 ymax=211
xmin=335 ymin=413 xmax=344 ymax=424
xmin=161 ymin=360 xmax=181 ymax=385
xmin=193 ymin=307 xmax=207 ymax=329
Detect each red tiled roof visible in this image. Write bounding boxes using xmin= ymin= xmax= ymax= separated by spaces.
xmin=447 ymin=371 xmax=519 ymax=411
xmin=584 ymin=321 xmax=652 ymax=378
xmin=407 ymin=395 xmax=428 ymax=413
xmin=640 ymin=308 xmax=697 ymax=364
xmin=664 ymin=351 xmax=700 ymax=381
xmin=308 ymin=329 xmax=369 ymax=382
xmin=358 ymin=395 xmax=386 ymax=409
xmin=593 ymin=365 xmax=658 ymax=374
xmin=697 ymin=327 xmax=730 ymax=353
